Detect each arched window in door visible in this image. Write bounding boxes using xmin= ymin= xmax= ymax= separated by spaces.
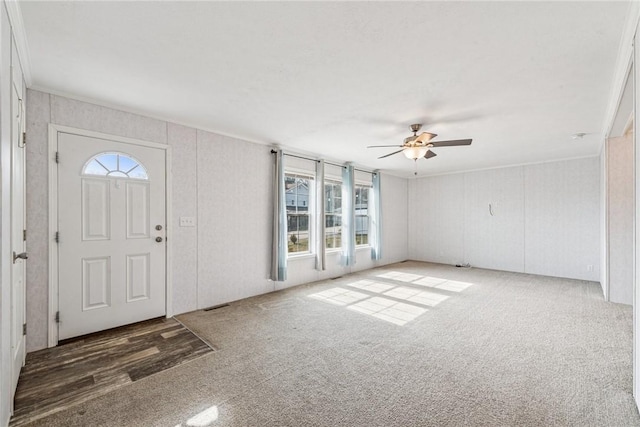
xmin=82 ymin=152 xmax=149 ymax=180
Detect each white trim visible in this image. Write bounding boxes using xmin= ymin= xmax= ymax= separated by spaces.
xmin=414 ymin=154 xmax=601 ymax=179
xmin=4 ymin=0 xmax=32 ymax=87
xmin=47 ymin=125 xmax=57 ymax=347
xmin=284 ymin=169 xmax=315 ymax=261
xmin=634 ymin=23 xmax=640 ymax=410
xmin=603 ymin=140 xmax=610 ymax=301
xmin=52 ymin=124 xmax=168 ymax=150
xmin=603 ymin=0 xmax=640 ymax=139
xmin=287 ymin=252 xmax=315 ymax=261
xmin=165 ymin=143 xmax=173 ymax=317
xmin=47 ymin=124 xmax=172 ymax=346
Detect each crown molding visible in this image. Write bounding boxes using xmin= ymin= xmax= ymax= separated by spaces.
xmin=602 ymin=0 xmax=640 ymax=140
xmin=4 ymin=0 xmax=33 ymax=87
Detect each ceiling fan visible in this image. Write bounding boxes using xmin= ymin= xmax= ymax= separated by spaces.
xmin=368 ymin=124 xmax=472 ymax=160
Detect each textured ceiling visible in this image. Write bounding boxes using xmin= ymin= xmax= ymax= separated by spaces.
xmin=20 ymin=1 xmax=629 ymax=177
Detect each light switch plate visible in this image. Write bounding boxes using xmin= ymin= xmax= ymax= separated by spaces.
xmin=179 ymin=216 xmax=196 ymax=227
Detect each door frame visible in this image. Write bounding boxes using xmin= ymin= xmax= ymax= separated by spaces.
xmin=47 ymin=124 xmax=173 ymax=347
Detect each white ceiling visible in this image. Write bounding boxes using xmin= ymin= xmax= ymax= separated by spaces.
xmin=20 ymin=1 xmax=629 ymax=177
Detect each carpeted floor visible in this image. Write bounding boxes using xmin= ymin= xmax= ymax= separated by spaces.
xmin=19 ymin=261 xmax=639 ymax=426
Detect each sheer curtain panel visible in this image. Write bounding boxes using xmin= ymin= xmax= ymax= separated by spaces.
xmin=341 ymin=164 xmax=356 ymax=266
xmin=271 ymin=149 xmax=287 ymax=281
xmin=315 ymin=160 xmax=326 ymax=270
xmin=370 ymin=171 xmax=382 ymax=260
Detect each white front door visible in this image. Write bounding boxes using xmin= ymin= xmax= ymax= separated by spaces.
xmin=57 ymin=132 xmax=167 ymax=340
xmin=10 ymin=79 xmax=26 ymax=397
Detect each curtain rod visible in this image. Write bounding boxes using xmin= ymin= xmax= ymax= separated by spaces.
xmin=270 ymin=149 xmax=376 ymax=175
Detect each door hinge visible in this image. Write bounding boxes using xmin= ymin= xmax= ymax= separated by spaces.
xmin=22 ymin=132 xmax=26 ymax=145
xmin=23 ymin=229 xmax=26 ymax=241
xmin=54 ymin=231 xmax=59 ymax=243
xmin=55 ymin=151 xmax=59 ymax=163
xmin=22 ymin=323 xmax=26 ymax=335
xmin=55 ymin=311 xmax=60 ymax=324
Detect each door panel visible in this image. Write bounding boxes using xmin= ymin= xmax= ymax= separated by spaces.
xmin=126 ymin=181 xmax=150 ymax=238
xmin=82 ymin=257 xmax=111 ymax=310
xmin=127 ymin=253 xmax=150 ymax=302
xmin=82 ymin=178 xmax=111 ymax=240
xmin=57 ymin=132 xmax=166 ymax=340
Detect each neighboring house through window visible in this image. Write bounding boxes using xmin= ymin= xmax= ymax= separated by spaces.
xmin=355 ymin=184 xmax=371 ymax=245
xmin=325 ymin=179 xmax=342 ymax=249
xmin=285 ymin=173 xmax=313 ymax=254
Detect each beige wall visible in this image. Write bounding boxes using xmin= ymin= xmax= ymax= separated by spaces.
xmin=607 ymin=133 xmax=634 ymax=305
xmin=25 ymin=90 xmax=409 ymax=351
xmin=408 ymin=157 xmax=601 ymax=281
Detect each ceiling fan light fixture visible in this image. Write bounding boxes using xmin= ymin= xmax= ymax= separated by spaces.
xmin=403 ymin=146 xmax=429 ymax=160
xmin=414 ymin=132 xmax=437 ymax=144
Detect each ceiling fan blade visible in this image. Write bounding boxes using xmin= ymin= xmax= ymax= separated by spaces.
xmin=424 ymin=149 xmax=437 ymax=159
xmin=367 ymin=145 xmax=404 ymax=148
xmin=414 ymin=132 xmax=438 ymax=144
xmin=429 ymin=138 xmax=472 ymax=147
xmin=378 ymin=149 xmax=404 ymax=159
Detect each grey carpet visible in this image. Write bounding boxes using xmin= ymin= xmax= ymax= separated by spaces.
xmin=20 ymin=261 xmax=639 ymax=426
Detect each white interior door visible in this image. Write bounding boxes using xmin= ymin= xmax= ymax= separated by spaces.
xmin=57 ymin=132 xmax=166 ymax=340
xmin=10 ymin=78 xmax=25 ymax=398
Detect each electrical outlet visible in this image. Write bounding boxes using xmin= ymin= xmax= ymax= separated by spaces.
xmin=179 ymin=216 xmax=196 ymax=227
xmin=587 ymin=265 xmax=593 ymax=272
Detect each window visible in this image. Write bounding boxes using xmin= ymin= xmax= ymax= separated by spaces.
xmin=285 ymin=173 xmax=313 ymax=254
xmin=355 ymin=184 xmax=371 ymax=245
xmin=325 ymin=180 xmax=342 ymax=249
xmin=83 ymin=152 xmax=148 ymax=180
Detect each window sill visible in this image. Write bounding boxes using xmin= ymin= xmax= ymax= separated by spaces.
xmin=356 ymin=245 xmax=371 ymax=251
xmin=288 ymin=253 xmax=316 ymax=261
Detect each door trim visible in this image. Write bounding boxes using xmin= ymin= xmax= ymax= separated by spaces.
xmin=47 ymin=124 xmax=173 ymax=347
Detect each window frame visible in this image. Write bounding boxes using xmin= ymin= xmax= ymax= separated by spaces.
xmin=284 ymin=169 xmax=315 ymax=258
xmin=82 ymin=151 xmax=149 ymax=180
xmin=354 ymin=181 xmax=372 ymax=248
xmin=324 ymin=175 xmax=343 ymax=252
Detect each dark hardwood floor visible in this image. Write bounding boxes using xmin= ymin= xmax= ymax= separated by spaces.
xmin=10 ymin=317 xmax=213 ymax=426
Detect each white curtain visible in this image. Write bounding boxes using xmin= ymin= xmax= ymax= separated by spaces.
xmin=270 ymin=149 xmax=287 ymax=281
xmin=315 ymin=160 xmax=326 ymax=270
xmin=370 ymin=171 xmax=382 ymax=260
xmin=341 ymin=164 xmax=356 ymax=266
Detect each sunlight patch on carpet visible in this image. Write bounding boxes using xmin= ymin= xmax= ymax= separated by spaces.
xmin=376 ymin=271 xmax=423 ymax=282
xmin=383 ymin=287 xmax=450 ymax=307
xmin=346 ymin=279 xmax=395 ymax=293
xmin=308 ymin=288 xmax=369 ymax=306
xmin=348 ymin=297 xmax=428 ymax=326
xmin=309 ymin=272 xmax=473 ymax=326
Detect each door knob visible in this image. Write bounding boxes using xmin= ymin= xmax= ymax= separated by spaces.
xmin=155 ymin=237 xmax=163 ymax=243
xmin=13 ymin=251 xmax=28 ymax=263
